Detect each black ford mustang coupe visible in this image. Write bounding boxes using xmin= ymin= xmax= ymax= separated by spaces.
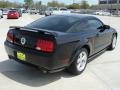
xmin=4 ymin=14 xmax=117 ymax=75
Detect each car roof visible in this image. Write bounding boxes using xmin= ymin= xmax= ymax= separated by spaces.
xmin=54 ymin=14 xmax=98 ymax=20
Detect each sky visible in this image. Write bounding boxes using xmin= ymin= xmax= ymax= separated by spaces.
xmin=7 ymin=0 xmax=98 ymax=5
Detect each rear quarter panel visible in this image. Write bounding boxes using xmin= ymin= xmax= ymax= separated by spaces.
xmin=52 ymin=32 xmax=93 ymax=68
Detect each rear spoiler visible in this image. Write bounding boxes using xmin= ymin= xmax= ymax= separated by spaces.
xmin=9 ymin=26 xmax=57 ymax=36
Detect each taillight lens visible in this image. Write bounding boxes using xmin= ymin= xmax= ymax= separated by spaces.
xmin=36 ymin=39 xmax=55 ymax=53
xmin=14 ymin=12 xmax=17 ymax=15
xmin=6 ymin=31 xmax=14 ymax=43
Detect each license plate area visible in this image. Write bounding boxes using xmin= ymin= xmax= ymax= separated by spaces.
xmin=17 ymin=52 xmax=26 ymax=61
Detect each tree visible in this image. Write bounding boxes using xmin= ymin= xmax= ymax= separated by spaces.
xmin=47 ymin=1 xmax=58 ymax=7
xmin=34 ymin=1 xmax=47 ymax=10
xmin=67 ymin=4 xmax=80 ymax=9
xmin=34 ymin=1 xmax=40 ymax=9
xmin=80 ymin=0 xmax=89 ymax=9
xmin=90 ymin=5 xmax=98 ymax=10
xmin=0 ymin=0 xmax=21 ymax=8
xmin=24 ymin=0 xmax=34 ymax=8
xmin=59 ymin=3 xmax=65 ymax=7
xmin=47 ymin=1 xmax=65 ymax=7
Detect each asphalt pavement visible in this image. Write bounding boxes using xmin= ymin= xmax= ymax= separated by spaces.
xmin=0 ymin=14 xmax=120 ymax=90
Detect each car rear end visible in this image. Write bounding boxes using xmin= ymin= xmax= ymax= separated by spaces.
xmin=4 ymin=27 xmax=71 ymax=72
xmin=4 ymin=15 xmax=81 ymax=73
xmin=7 ymin=11 xmax=19 ymax=19
xmin=10 ymin=9 xmax=22 ymax=17
xmin=30 ymin=9 xmax=38 ymax=14
xmin=3 ymin=9 xmax=9 ymax=15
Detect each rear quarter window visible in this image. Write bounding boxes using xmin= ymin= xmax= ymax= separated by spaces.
xmin=68 ymin=20 xmax=89 ymax=33
xmin=88 ymin=19 xmax=103 ymax=30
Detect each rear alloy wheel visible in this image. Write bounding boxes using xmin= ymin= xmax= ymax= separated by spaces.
xmin=67 ymin=48 xmax=88 ymax=75
xmin=108 ymin=35 xmax=117 ymax=50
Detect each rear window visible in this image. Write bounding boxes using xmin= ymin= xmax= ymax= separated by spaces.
xmin=3 ymin=9 xmax=8 ymax=11
xmin=31 ymin=9 xmax=36 ymax=10
xmin=9 ymin=11 xmax=17 ymax=13
xmin=26 ymin=15 xmax=79 ymax=32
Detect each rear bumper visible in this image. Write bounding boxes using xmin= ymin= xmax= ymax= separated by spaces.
xmin=7 ymin=15 xmax=18 ymax=19
xmin=4 ymin=41 xmax=68 ymax=72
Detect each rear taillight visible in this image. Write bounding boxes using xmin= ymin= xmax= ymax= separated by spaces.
xmin=6 ymin=31 xmax=14 ymax=43
xmin=36 ymin=39 xmax=55 ymax=53
xmin=14 ymin=12 xmax=17 ymax=15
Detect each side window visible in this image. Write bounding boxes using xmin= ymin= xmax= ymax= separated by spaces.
xmin=88 ymin=19 xmax=103 ymax=30
xmin=68 ymin=21 xmax=89 ymax=33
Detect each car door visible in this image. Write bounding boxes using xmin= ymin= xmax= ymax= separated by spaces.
xmin=87 ymin=19 xmax=108 ymax=53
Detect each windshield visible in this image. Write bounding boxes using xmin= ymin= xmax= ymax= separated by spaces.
xmin=26 ymin=15 xmax=79 ymax=32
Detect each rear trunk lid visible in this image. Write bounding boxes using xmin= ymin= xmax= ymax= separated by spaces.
xmin=9 ymin=26 xmax=57 ymax=52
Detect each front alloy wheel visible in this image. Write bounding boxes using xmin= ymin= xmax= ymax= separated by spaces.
xmin=112 ymin=36 xmax=117 ymax=49
xmin=108 ymin=35 xmax=117 ymax=50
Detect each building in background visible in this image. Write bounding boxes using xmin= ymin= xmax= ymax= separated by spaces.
xmin=99 ymin=0 xmax=120 ymax=4
xmin=97 ymin=0 xmax=120 ymax=14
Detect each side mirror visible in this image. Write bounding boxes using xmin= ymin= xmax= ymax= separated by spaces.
xmin=98 ymin=25 xmax=110 ymax=32
xmin=103 ymin=25 xmax=110 ymax=29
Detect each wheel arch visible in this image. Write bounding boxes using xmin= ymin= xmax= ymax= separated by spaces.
xmin=114 ymin=32 xmax=117 ymax=37
xmin=82 ymin=45 xmax=90 ymax=56
xmin=69 ymin=43 xmax=91 ymax=65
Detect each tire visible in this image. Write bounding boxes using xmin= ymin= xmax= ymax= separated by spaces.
xmin=1 ymin=15 xmax=3 ymax=18
xmin=16 ymin=16 xmax=19 ymax=19
xmin=67 ymin=48 xmax=88 ymax=75
xmin=108 ymin=34 xmax=117 ymax=50
xmin=45 ymin=13 xmax=49 ymax=16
